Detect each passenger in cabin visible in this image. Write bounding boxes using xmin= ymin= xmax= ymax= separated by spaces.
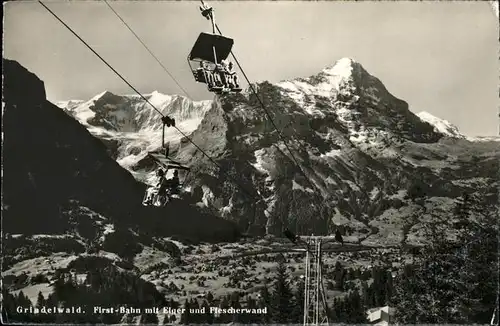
xmin=157 ymin=169 xmax=168 ymax=194
xmin=221 ymin=60 xmax=229 ymax=71
xmin=195 ymin=61 xmax=205 ymax=82
xmin=215 ymin=61 xmax=227 ymax=87
xmin=203 ymin=62 xmax=215 ymax=87
xmin=166 ymin=170 xmax=181 ymax=192
xmin=144 ymin=168 xmax=167 ymax=205
xmin=206 ymin=72 xmax=215 ymax=88
xmin=211 ymin=69 xmax=221 ymax=87
xmin=226 ymin=62 xmax=239 ymax=88
xmin=196 ymin=61 xmax=216 ymax=88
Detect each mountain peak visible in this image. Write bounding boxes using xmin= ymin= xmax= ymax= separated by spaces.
xmin=92 ymin=90 xmax=110 ymax=98
xmin=90 ymin=90 xmax=117 ymax=102
xmin=322 ymin=57 xmax=360 ymax=78
xmin=150 ymin=90 xmax=163 ymax=96
xmin=147 ymin=90 xmax=172 ymax=108
xmin=416 ymin=111 xmax=464 ymax=138
xmin=276 ymin=57 xmax=362 ymax=99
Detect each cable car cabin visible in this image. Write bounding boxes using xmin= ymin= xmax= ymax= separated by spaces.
xmin=147 ymin=151 xmax=191 ymax=184
xmin=187 ymin=32 xmax=242 ymax=94
xmin=142 ymin=151 xmax=191 ymax=207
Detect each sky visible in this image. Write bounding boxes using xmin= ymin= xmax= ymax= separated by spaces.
xmin=3 ymin=0 xmax=499 ymax=136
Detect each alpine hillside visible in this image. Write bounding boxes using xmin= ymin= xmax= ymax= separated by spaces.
xmin=2 ymin=58 xmax=240 ymax=265
xmin=59 ymin=57 xmax=499 ymax=245
xmin=3 ymin=58 xmax=498 ymax=325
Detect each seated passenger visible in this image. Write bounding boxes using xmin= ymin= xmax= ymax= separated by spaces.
xmin=227 ymin=61 xmax=234 ymax=73
xmin=144 ymin=169 xmax=167 ymax=205
xmin=157 ymin=169 xmax=169 ymax=195
xmin=214 ymin=62 xmax=227 ymax=87
xmin=206 ymin=72 xmax=215 ymax=88
xmin=227 ymin=62 xmax=240 ymax=88
xmin=221 ymin=60 xmax=229 ymax=72
xmin=165 ymin=170 xmax=181 ymax=193
xmin=195 ymin=61 xmax=205 ymax=74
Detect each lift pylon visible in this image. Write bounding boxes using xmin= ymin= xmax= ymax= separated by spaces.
xmin=303 ymin=237 xmax=330 ymax=326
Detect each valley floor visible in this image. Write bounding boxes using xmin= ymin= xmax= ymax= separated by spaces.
xmin=3 ymin=234 xmax=405 ymax=308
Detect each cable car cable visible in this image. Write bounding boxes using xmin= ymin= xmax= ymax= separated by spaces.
xmin=214 ymin=22 xmax=334 ymax=228
xmin=38 ymin=1 xmax=163 ymax=118
xmin=38 ymin=0 xmax=262 ymax=205
xmin=102 ymin=1 xmax=271 ymax=223
xmin=102 ymin=0 xmax=192 ymax=99
xmin=101 ymin=1 xmax=275 ymax=222
xmin=206 ymin=2 xmax=336 ymax=226
xmin=214 ymin=23 xmax=320 ymax=195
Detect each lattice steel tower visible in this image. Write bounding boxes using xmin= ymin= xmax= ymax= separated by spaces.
xmin=303 ymin=237 xmax=330 ymax=326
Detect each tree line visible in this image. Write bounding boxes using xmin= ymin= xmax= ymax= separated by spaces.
xmin=392 ymin=191 xmax=498 ymax=323
xmin=2 ymin=256 xmax=396 ymax=324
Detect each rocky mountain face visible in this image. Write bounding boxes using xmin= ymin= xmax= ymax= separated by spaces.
xmin=2 ymin=59 xmax=240 ymax=247
xmin=56 ymin=90 xmax=212 ymax=184
xmin=59 ymin=58 xmax=499 ymax=245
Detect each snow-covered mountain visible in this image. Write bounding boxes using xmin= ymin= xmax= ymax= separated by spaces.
xmin=415 ymin=110 xmax=500 ymax=142
xmin=4 ymin=57 xmax=498 ymax=325
xmin=416 ymin=111 xmax=464 ymax=138
xmin=57 ymin=90 xmax=212 ymax=183
xmin=57 ymin=90 xmax=210 ymax=133
xmin=59 ymin=57 xmax=499 ymax=245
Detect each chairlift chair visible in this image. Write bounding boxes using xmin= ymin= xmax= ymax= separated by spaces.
xmin=187 ymin=33 xmax=242 ymax=94
xmin=141 ymin=117 xmax=191 ymax=207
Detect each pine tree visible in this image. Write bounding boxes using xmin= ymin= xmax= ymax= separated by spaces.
xmin=202 ymin=299 xmax=214 ymax=324
xmin=45 ymin=292 xmax=59 ymax=307
xmin=332 ymin=298 xmax=341 ymax=322
xmin=217 ymin=295 xmax=231 ymax=323
xmin=189 ymin=298 xmax=200 ymax=323
xmin=245 ymin=297 xmax=260 ymax=324
xmin=270 ymin=259 xmax=294 ymax=323
xmin=35 ymin=291 xmax=46 ymax=309
xmin=13 ymin=291 xmax=34 ymax=323
xmin=372 ymin=267 xmax=389 ymax=307
xmin=206 ymin=291 xmax=214 ymax=304
xmin=360 ymin=280 xmax=371 ymax=310
xmin=292 ymin=279 xmax=305 ymax=323
xmin=334 ymin=262 xmax=345 ymax=291
xmin=385 ymin=270 xmax=394 ymax=305
xmin=2 ymin=288 xmax=18 ymax=323
xmin=180 ymin=299 xmax=191 ymax=324
xmin=257 ymin=285 xmax=271 ymax=323
xmin=259 ymin=284 xmax=271 ymax=307
xmin=230 ymin=292 xmax=242 ymax=323
xmin=337 ymin=297 xmax=348 ymax=321
xmin=16 ymin=291 xmax=32 ymax=308
xmin=347 ymin=290 xmax=365 ymax=323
